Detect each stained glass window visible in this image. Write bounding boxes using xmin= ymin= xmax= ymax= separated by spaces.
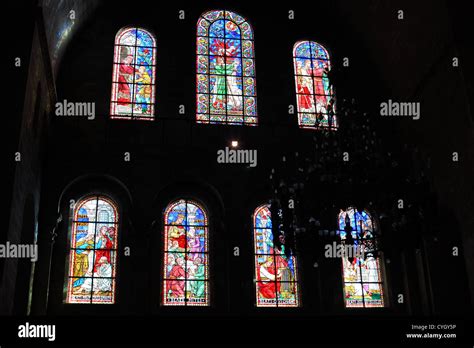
xmin=196 ymin=10 xmax=257 ymax=125
xmin=163 ymin=199 xmax=209 ymax=306
xmin=65 ymin=196 xmax=118 ymax=304
xmin=293 ymin=41 xmax=337 ymax=129
xmin=110 ymin=27 xmax=156 ymax=120
xmin=338 ymin=208 xmax=385 ymax=308
xmin=253 ymin=204 xmax=299 ymax=307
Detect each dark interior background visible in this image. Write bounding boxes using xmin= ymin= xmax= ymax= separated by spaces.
xmin=4 ymin=0 xmax=473 ymax=321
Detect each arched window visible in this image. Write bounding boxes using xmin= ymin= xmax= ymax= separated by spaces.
xmin=110 ymin=27 xmax=156 ymax=120
xmin=196 ymin=10 xmax=257 ymax=125
xmin=65 ymin=195 xmax=119 ymax=304
xmin=293 ymin=41 xmax=337 ymax=129
xmin=253 ymin=204 xmax=299 ymax=307
xmin=338 ymin=208 xmax=385 ymax=308
xmin=163 ymin=199 xmax=209 ymax=306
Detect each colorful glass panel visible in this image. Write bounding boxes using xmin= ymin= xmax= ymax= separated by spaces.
xmin=196 ymin=10 xmax=257 ymax=125
xmin=163 ymin=199 xmax=209 ymax=306
xmin=65 ymin=196 xmax=118 ymax=304
xmin=338 ymin=208 xmax=385 ymax=308
xmin=293 ymin=41 xmax=337 ymax=129
xmin=111 ymin=27 xmax=156 ymax=120
xmin=253 ymin=204 xmax=299 ymax=307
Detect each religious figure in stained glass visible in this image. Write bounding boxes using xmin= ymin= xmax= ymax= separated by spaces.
xmin=196 ymin=10 xmax=257 ymax=125
xmin=163 ymin=199 xmax=209 ymax=306
xmin=293 ymin=41 xmax=337 ymax=129
xmin=338 ymin=208 xmax=385 ymax=308
xmin=65 ymin=196 xmax=118 ymax=304
xmin=253 ymin=204 xmax=299 ymax=307
xmin=110 ymin=27 xmax=156 ymax=120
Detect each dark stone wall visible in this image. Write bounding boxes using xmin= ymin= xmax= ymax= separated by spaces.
xmin=337 ymin=0 xmax=474 ymax=312
xmin=2 ymin=5 xmax=54 ymax=314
